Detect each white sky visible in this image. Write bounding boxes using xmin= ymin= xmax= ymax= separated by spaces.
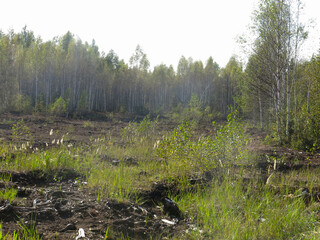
xmin=1 ymin=0 xmax=320 ymax=69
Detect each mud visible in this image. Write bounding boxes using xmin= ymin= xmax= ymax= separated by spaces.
xmin=0 ymin=170 xmax=191 ymax=239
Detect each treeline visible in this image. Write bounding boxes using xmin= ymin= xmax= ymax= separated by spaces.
xmin=241 ymin=0 xmax=320 ymax=149
xmin=1 ymin=0 xmax=320 ymax=150
xmin=0 ymin=27 xmax=242 ymax=118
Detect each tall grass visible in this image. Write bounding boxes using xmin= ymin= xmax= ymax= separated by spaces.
xmin=177 ymin=176 xmax=318 ymax=239
xmin=0 ymin=188 xmax=18 ymax=203
xmin=1 ymin=147 xmax=77 ymax=172
xmin=0 ymin=221 xmax=41 ymax=240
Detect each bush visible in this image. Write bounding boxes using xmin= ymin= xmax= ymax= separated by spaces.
xmin=12 ymin=118 xmax=31 ymax=142
xmin=121 ymin=115 xmax=158 ymax=143
xmin=50 ymin=97 xmax=67 ymax=117
xmin=9 ymin=94 xmax=33 ymax=113
xmin=155 ymin=109 xmax=249 ymax=172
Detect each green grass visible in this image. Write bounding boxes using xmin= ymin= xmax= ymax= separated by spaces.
xmin=1 ymin=114 xmax=320 ymax=239
xmin=0 ymin=221 xmax=41 ymax=240
xmin=279 ymin=167 xmax=320 ymax=189
xmin=0 ymin=173 xmax=17 ymax=203
xmin=176 ymin=176 xmax=319 ymax=239
xmin=0 ymin=188 xmax=18 ymax=203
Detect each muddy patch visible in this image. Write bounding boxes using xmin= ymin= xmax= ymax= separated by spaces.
xmin=0 ymin=170 xmax=191 ymax=239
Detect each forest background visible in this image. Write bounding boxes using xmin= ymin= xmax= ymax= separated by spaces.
xmin=1 ymin=0 xmax=320 ymax=151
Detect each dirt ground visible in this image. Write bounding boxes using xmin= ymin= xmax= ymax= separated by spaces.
xmin=0 ymin=114 xmax=192 ymax=239
xmin=1 ymin=114 xmax=320 ymax=239
xmin=0 ymin=113 xmax=128 ymax=147
xmin=0 ymin=169 xmax=192 ymax=239
xmin=246 ymin=127 xmax=320 ymax=172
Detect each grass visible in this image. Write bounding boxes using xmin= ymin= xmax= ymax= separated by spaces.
xmin=0 ymin=188 xmax=18 ymax=203
xmin=0 ymin=221 xmax=41 ymax=240
xmin=0 ymin=173 xmax=17 ymax=203
xmin=1 ymin=147 xmax=77 ymax=172
xmin=279 ymin=167 xmax=320 ymax=189
xmin=176 ymin=175 xmax=319 ymax=239
xmin=1 ymin=113 xmax=320 ymax=239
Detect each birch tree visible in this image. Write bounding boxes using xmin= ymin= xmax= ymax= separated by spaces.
xmin=248 ymin=0 xmax=306 ymax=141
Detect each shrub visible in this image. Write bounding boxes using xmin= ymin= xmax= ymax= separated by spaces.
xmin=121 ymin=115 xmax=158 ymax=143
xmin=50 ymin=97 xmax=67 ymax=117
xmin=9 ymin=94 xmax=33 ymax=113
xmin=155 ymin=109 xmax=249 ymax=172
xmin=12 ymin=119 xmax=31 ymax=142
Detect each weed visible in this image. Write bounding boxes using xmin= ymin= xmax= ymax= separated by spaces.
xmin=121 ymin=115 xmax=158 ymax=143
xmin=83 ymin=121 xmax=94 ymax=128
xmin=155 ymin=111 xmax=249 ymax=174
xmin=11 ymin=119 xmax=31 ymax=142
xmin=0 ymin=188 xmax=18 ymax=203
xmin=0 ymin=220 xmax=41 ymax=240
xmin=178 ymin=177 xmax=317 ymax=239
xmin=0 ymin=172 xmax=12 ymax=182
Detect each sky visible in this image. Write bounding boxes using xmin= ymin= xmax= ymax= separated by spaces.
xmin=1 ymin=0 xmax=320 ymax=69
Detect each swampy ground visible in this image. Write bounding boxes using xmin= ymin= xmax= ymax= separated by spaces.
xmin=1 ymin=113 xmax=320 ymax=239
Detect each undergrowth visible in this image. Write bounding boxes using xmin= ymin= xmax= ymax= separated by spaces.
xmin=0 ymin=220 xmax=41 ymax=240
xmin=0 ymin=111 xmax=320 ymax=239
xmin=176 ymin=176 xmax=319 ymax=239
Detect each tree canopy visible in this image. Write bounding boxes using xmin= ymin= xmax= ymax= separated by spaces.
xmin=1 ymin=0 xmax=320 ymax=151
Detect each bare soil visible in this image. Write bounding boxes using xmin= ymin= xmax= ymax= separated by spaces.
xmin=0 ymin=114 xmax=191 ymax=239
xmin=246 ymin=127 xmax=320 ymax=173
xmin=0 ymin=169 xmax=192 ymax=239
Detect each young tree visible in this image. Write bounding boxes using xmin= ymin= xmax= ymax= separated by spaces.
xmin=129 ymin=45 xmax=150 ymax=72
xmin=247 ymin=0 xmax=307 ymax=141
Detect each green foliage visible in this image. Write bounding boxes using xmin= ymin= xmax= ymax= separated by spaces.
xmin=156 ymin=109 xmax=249 ymax=172
xmin=133 ymin=105 xmax=149 ymax=116
xmin=172 ymin=94 xmax=214 ymax=125
xmin=156 ymin=122 xmax=193 ymax=162
xmin=210 ymin=109 xmax=249 ymax=168
xmin=0 ymin=27 xmax=238 ymax=119
xmin=50 ymin=97 xmax=67 ymax=116
xmin=12 ymin=119 xmax=31 ymax=142
xmin=264 ymin=131 xmax=281 ymax=146
xmin=77 ymin=91 xmax=89 ymax=114
xmin=129 ymin=44 xmax=150 ymax=71
xmin=33 ymin=95 xmax=45 ymax=114
xmin=0 ymin=188 xmax=18 ymax=203
xmin=9 ymin=94 xmax=33 ymax=113
xmin=177 ymin=177 xmax=317 ymax=239
xmin=291 ymin=55 xmax=320 ymax=150
xmin=0 ymin=220 xmax=41 ymax=240
xmin=183 ymin=94 xmax=203 ymax=124
xmin=2 ymin=115 xmax=320 ymax=239
xmin=17 ymin=220 xmax=41 ymax=240
xmin=83 ymin=120 xmax=94 ymax=128
xmin=121 ymin=115 xmax=158 ymax=143
xmin=1 ymin=144 xmax=78 ymax=172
